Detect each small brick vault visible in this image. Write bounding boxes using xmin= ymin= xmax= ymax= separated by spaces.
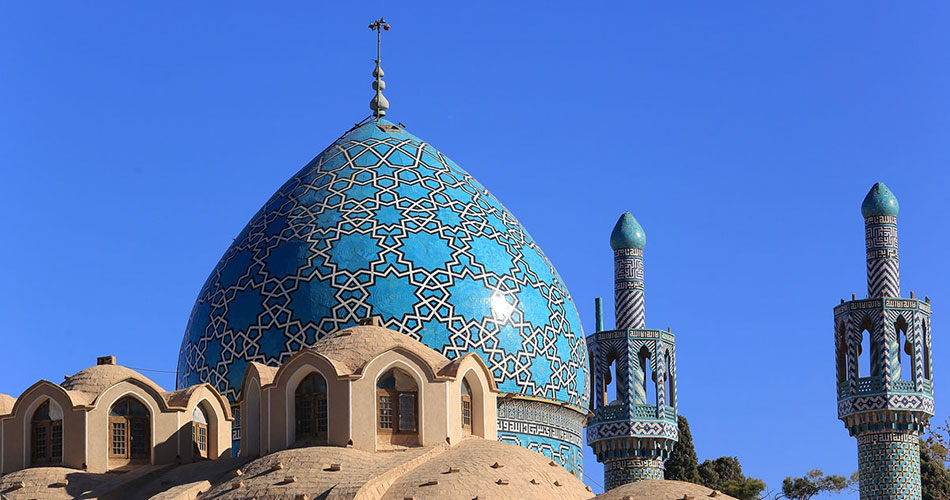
xmin=0 ymin=321 xmax=738 ymax=500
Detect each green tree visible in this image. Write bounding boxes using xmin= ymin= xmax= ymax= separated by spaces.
xmin=698 ymin=456 xmax=766 ymax=500
xmin=780 ymin=470 xmax=851 ymax=500
xmin=920 ymin=439 xmax=950 ymax=500
xmin=665 ymin=415 xmax=701 ymax=483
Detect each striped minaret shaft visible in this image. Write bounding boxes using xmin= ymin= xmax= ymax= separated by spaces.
xmin=865 ymin=212 xmax=900 ymax=298
xmin=614 ymin=247 xmax=645 ymax=330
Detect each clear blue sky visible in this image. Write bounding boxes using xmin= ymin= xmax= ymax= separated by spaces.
xmin=2 ymin=2 xmax=949 ymax=496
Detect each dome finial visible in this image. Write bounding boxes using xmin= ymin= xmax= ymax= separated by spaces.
xmin=861 ymin=182 xmax=900 ymax=218
xmin=610 ymin=212 xmax=646 ymax=250
xmin=368 ymin=18 xmax=391 ymax=118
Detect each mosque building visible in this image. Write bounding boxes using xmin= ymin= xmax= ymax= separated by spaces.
xmin=0 ymin=20 xmax=934 ymax=500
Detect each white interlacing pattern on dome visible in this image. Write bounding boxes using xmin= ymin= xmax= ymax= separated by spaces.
xmin=177 ymin=125 xmax=590 ymax=411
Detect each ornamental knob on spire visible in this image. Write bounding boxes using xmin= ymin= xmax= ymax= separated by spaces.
xmin=369 ymin=18 xmax=391 ymax=118
xmin=861 ymin=182 xmax=900 ymax=218
xmin=610 ymin=212 xmax=646 ymax=250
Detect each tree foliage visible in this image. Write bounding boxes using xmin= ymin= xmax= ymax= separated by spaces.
xmin=780 ymin=470 xmax=851 ymax=500
xmin=698 ymin=456 xmax=766 ymax=500
xmin=920 ymin=435 xmax=950 ymax=500
xmin=665 ymin=415 xmax=701 ymax=483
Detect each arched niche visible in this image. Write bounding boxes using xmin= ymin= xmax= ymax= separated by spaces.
xmin=460 ymin=369 xmax=489 ymax=439
xmin=376 ymin=367 xmax=419 ymax=448
xmin=191 ymin=402 xmax=216 ymax=460
xmin=108 ymin=396 xmax=151 ymax=468
xmin=30 ymin=399 xmax=63 ymax=466
xmin=242 ymin=377 xmax=262 ymax=457
xmin=294 ymin=372 xmax=328 ymax=446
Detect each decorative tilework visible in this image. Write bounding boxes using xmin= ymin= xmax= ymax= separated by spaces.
xmin=496 ymin=398 xmax=586 ymax=478
xmin=614 ymin=249 xmax=644 ymax=330
xmin=857 ymin=431 xmax=921 ymax=500
xmin=865 ymin=215 xmax=900 ymax=298
xmin=586 ymin=419 xmax=678 ymax=442
xmin=176 ymin=119 xmax=591 ymax=462
xmin=604 ymin=458 xmax=664 ymax=490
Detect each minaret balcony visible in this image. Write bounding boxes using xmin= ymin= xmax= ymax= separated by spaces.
xmin=834 ymin=296 xmax=934 ymax=422
xmin=587 ymin=403 xmax=678 ymax=445
xmin=591 ymin=403 xmax=676 ymax=423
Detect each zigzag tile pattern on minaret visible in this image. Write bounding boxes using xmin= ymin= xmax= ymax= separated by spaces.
xmin=588 ymin=213 xmax=678 ymax=491
xmin=612 ymin=213 xmax=646 ymax=330
xmin=834 ymin=182 xmax=934 ymax=500
xmin=863 ymin=183 xmax=901 ymax=298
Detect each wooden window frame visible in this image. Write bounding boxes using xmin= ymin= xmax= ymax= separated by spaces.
xmin=377 ymin=388 xmax=418 ymax=435
xmin=294 ymin=392 xmax=328 ymax=444
xmin=461 ymin=379 xmax=473 ymax=435
xmin=30 ymin=400 xmax=63 ymax=466
xmin=108 ymin=398 xmax=151 ymax=464
xmin=193 ymin=422 xmax=209 ymax=458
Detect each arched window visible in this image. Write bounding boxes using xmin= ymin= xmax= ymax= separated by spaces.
xmin=109 ymin=397 xmax=150 ymax=466
xmin=461 ymin=379 xmax=473 ymax=436
xmin=895 ymin=316 xmax=914 ymax=382
xmin=294 ymin=372 xmax=328 ymax=445
xmin=31 ymin=400 xmax=62 ymax=466
xmin=193 ymin=406 xmax=209 ymax=459
xmin=588 ymin=353 xmax=595 ymax=411
xmin=640 ymin=347 xmax=656 ymax=406
xmin=377 ymin=368 xmax=419 ymax=447
xmin=836 ymin=321 xmax=848 ymax=383
xmin=857 ymin=317 xmax=878 ymax=378
xmin=603 ymin=348 xmax=620 ymax=407
xmin=665 ymin=351 xmax=674 ymax=408
xmin=924 ymin=321 xmax=932 ymax=380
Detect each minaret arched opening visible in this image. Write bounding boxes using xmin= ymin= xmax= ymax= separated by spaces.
xmin=857 ymin=316 xmax=878 ymax=379
xmin=836 ymin=320 xmax=848 ymax=384
xmin=665 ymin=350 xmax=673 ymax=408
xmin=895 ymin=315 xmax=914 ymax=382
xmin=923 ymin=321 xmax=932 ymax=380
xmin=602 ymin=347 xmax=621 ymax=406
xmin=638 ymin=345 xmax=656 ymax=406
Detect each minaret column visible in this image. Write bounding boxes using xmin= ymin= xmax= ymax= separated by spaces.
xmin=612 ymin=214 xmax=646 ymax=330
xmin=863 ymin=182 xmax=900 ymax=298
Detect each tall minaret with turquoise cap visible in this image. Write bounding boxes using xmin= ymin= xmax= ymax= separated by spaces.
xmin=834 ymin=182 xmax=934 ymax=500
xmin=588 ymin=212 xmax=678 ymax=490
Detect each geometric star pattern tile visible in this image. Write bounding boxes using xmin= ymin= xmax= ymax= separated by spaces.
xmin=176 ymin=118 xmax=591 ymax=414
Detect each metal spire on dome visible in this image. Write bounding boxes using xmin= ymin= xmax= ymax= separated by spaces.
xmin=369 ymin=18 xmax=391 ymax=118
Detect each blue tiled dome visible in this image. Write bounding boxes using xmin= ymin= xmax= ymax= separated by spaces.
xmin=177 ymin=118 xmax=590 ymax=410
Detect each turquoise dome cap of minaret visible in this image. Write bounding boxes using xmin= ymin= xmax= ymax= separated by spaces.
xmin=861 ymin=182 xmax=900 ymax=218
xmin=610 ymin=212 xmax=646 ymax=250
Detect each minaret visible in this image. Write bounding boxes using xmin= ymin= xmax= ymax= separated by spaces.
xmin=834 ymin=183 xmax=934 ymax=499
xmin=588 ymin=212 xmax=678 ymax=490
